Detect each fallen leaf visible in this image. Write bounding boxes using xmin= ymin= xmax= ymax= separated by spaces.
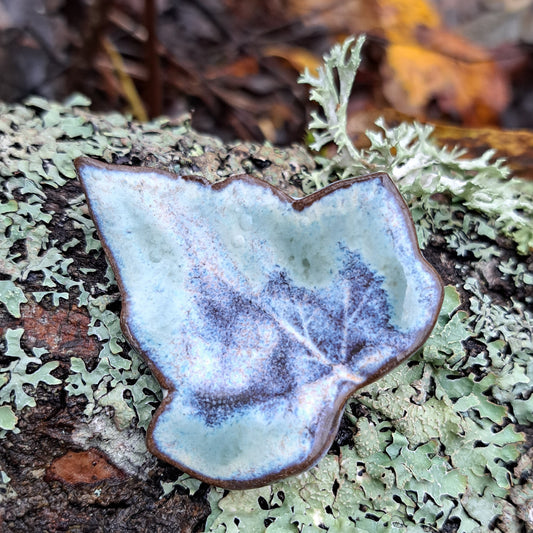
xmin=431 ymin=123 xmax=533 ymax=179
xmin=383 ymin=41 xmax=509 ymax=125
xmin=290 ymin=0 xmax=510 ymax=124
xmin=378 ymin=0 xmax=510 ymax=124
xmin=287 ymin=0 xmax=378 ymax=36
xmin=346 ymin=105 xmax=533 ymax=180
xmin=204 ymin=56 xmax=259 ymax=80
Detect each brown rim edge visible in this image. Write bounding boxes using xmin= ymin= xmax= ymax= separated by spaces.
xmin=74 ymin=156 xmax=444 ymax=490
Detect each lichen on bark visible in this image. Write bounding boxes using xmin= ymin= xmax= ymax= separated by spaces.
xmin=0 ymin=40 xmax=531 ymax=531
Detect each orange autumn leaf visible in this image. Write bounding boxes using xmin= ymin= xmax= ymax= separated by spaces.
xmin=378 ymin=0 xmax=440 ymax=39
xmin=289 ymin=0 xmax=510 ymax=125
xmin=383 ymin=42 xmax=509 ymax=124
xmin=377 ymin=0 xmax=510 ymax=124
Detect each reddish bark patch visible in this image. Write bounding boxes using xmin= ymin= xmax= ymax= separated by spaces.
xmin=45 ymin=449 xmax=126 ymax=484
xmin=16 ymin=299 xmax=99 ymax=360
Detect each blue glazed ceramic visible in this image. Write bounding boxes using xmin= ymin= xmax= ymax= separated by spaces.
xmin=75 ymin=157 xmax=443 ymax=489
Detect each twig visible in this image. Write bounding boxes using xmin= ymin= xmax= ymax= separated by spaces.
xmin=144 ymin=0 xmax=162 ymax=118
xmin=101 ymin=36 xmax=148 ymax=121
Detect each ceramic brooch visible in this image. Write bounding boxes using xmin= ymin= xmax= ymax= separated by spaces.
xmin=76 ymin=157 xmax=443 ymax=489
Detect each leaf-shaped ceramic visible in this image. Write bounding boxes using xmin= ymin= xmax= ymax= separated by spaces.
xmin=75 ymin=157 xmax=443 ymax=489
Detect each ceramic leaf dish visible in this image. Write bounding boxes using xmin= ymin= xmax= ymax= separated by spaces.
xmin=76 ymin=157 xmax=443 ymax=489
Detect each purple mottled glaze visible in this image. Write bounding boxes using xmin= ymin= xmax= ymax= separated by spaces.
xmin=75 ymin=156 xmax=443 ymax=489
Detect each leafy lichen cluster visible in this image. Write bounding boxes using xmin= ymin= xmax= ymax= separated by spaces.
xmin=205 ymin=285 xmax=530 ymax=532
xmin=300 ymin=36 xmax=533 ymax=255
xmin=0 ymin=96 xmax=169 ymax=437
xmin=0 ymin=38 xmax=532 ymax=532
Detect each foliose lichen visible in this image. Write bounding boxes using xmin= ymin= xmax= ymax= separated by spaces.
xmin=0 ymin=36 xmax=531 ymax=532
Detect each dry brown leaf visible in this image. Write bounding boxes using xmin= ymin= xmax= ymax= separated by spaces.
xmin=204 ymin=56 xmax=260 ymax=80
xmin=258 ymin=102 xmax=295 ymax=141
xmin=288 ymin=0 xmax=510 ymax=125
xmin=286 ymin=0 xmax=378 ymax=35
xmin=382 ymin=44 xmax=509 ymax=124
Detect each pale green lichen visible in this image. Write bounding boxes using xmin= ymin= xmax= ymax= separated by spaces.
xmin=0 ymin=329 xmax=60 ymax=432
xmin=0 ymin=94 xmax=312 ymax=440
xmin=0 ymin=465 xmax=16 ymax=503
xmin=0 ymin=280 xmax=27 ymax=318
xmin=299 ymin=36 xmax=533 ymax=255
xmin=206 ymin=286 xmax=526 ymax=532
xmin=0 ymin=37 xmax=531 ymax=532
xmin=65 ymin=296 xmax=162 ymax=430
xmin=161 ymin=473 xmax=203 ymax=498
xmin=0 ymin=96 xmax=189 ymax=435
